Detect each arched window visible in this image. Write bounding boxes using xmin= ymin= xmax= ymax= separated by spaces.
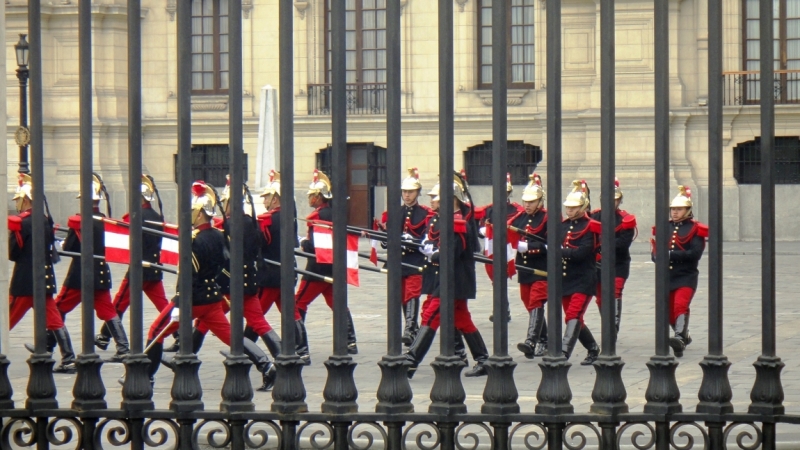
xmin=463 ymin=141 xmax=542 ymax=185
xmin=733 ymin=136 xmax=800 ymax=184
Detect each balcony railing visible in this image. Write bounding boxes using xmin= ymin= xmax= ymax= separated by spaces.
xmin=307 ymin=83 xmax=387 ymax=115
xmin=723 ymin=69 xmax=800 ymax=105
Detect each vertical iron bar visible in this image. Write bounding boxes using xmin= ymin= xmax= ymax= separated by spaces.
xmin=644 ymin=0 xmax=681 ymax=415
xmin=171 ymin=0 xmax=204 ymax=413
xmin=25 ymin=0 xmax=58 ymax=411
xmin=122 ymin=0 xmax=155 ymax=412
xmin=221 ymin=0 xmax=255 ymax=413
xmin=271 ymin=0 xmax=307 ymax=415
xmin=749 ymin=0 xmax=785 ymax=417
xmin=482 ymin=0 xmax=519 ymax=416
xmin=281 ymin=422 xmax=298 ymax=450
xmin=375 ymin=0 xmax=414 ymax=415
xmin=429 ymin=0 xmax=466 ymax=416
xmin=697 ymin=0 xmax=732 ymax=415
xmin=590 ymin=0 xmax=627 ymax=417
xmin=536 ymin=0 xmax=573 ymax=417
xmin=322 ymin=0 xmax=359 ymax=414
xmin=73 ymin=0 xmax=107 ymax=411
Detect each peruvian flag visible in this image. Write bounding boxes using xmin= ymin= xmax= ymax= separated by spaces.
xmin=369 ymin=218 xmax=380 ymax=266
xmin=484 ymin=223 xmax=518 ymax=278
xmin=312 ymin=221 xmax=334 ymax=264
xmin=160 ymin=226 xmax=180 ymax=265
xmin=104 ymin=221 xmax=131 ymax=264
xmin=346 ymin=234 xmax=360 ymax=287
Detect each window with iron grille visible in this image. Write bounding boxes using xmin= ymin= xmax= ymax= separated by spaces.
xmin=463 ymin=141 xmax=542 ymax=185
xmin=192 ymin=0 xmax=229 ymax=94
xmin=173 ymin=144 xmax=248 ymax=189
xmin=733 ymin=136 xmax=800 ymax=184
xmin=477 ymin=0 xmax=536 ymax=89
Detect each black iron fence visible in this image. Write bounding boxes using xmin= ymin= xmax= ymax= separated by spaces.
xmin=307 ymin=83 xmax=387 ymax=115
xmin=723 ymin=70 xmax=800 ymax=106
xmin=1 ymin=0 xmax=793 ymax=447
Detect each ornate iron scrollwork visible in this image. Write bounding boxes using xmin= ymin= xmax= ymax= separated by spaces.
xmin=1 ymin=418 xmax=37 ymax=448
xmin=142 ymin=418 xmax=180 ymax=449
xmin=402 ymin=422 xmax=441 ymax=450
xmin=193 ymin=419 xmax=232 ymax=449
xmin=617 ymin=422 xmax=656 ymax=450
xmin=348 ymin=421 xmax=389 ymax=449
xmin=669 ymin=422 xmax=709 ymax=450
xmin=297 ymin=422 xmax=335 ymax=449
xmin=46 ymin=417 xmax=82 ymax=448
xmin=723 ymin=422 xmax=762 ymax=450
xmin=563 ymin=422 xmax=602 ymax=450
xmin=455 ymin=422 xmax=494 ymax=450
xmin=244 ymin=420 xmax=282 ymax=449
xmin=94 ymin=418 xmax=131 ymax=448
xmin=509 ymin=422 xmax=548 ymax=450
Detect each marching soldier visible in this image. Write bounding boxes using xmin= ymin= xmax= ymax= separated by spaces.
xmin=510 ymin=173 xmax=549 ymax=359
xmin=295 ymin=170 xmax=358 ymax=364
xmin=651 ymin=185 xmax=707 ymax=358
xmin=10 ymin=174 xmax=77 ymax=373
xmin=560 ymin=180 xmax=601 ymax=361
xmin=477 ymin=173 xmax=523 ymax=323
xmin=56 ymin=173 xmax=131 ymax=364
xmin=139 ymin=181 xmax=276 ymax=391
xmin=254 ymin=170 xmax=294 ymax=357
xmin=589 ymin=178 xmax=636 ymax=350
xmin=406 ymin=172 xmax=489 ymax=379
xmin=96 ymin=175 xmax=170 ymax=353
xmin=377 ymin=168 xmax=434 ymax=346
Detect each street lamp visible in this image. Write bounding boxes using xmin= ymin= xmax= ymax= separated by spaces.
xmin=15 ymin=34 xmax=30 ymax=175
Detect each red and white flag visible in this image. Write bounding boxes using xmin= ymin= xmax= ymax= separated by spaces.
xmin=104 ymin=221 xmax=131 ymax=264
xmin=346 ymin=234 xmax=360 ymax=287
xmin=160 ymin=226 xmax=180 ymax=266
xmin=369 ymin=218 xmax=380 ymax=266
xmin=312 ymin=221 xmax=334 ymax=264
xmin=484 ymin=223 xmax=518 ymax=278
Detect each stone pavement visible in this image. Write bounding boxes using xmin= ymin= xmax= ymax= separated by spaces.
xmin=4 ymin=242 xmax=800 ymax=438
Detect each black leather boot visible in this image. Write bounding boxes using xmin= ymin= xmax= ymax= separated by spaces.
xmin=95 ymin=320 xmax=113 ymax=351
xmin=243 ymin=339 xmax=276 ymax=392
xmin=406 ymin=326 xmax=436 ymax=379
xmin=669 ymin=314 xmax=689 ymax=357
xmin=578 ymin=325 xmax=600 ymax=365
xmin=191 ymin=328 xmax=207 ymax=353
xmin=463 ymin=331 xmax=489 ymax=377
xmin=295 ymin=320 xmax=311 ymax=365
xmin=346 ymin=310 xmax=358 ymax=354
xmin=488 ymin=298 xmax=511 ymax=323
xmin=52 ymin=327 xmax=77 ymax=374
xmin=145 ymin=340 xmax=163 ymax=380
xmin=261 ymin=329 xmax=282 ymax=359
xmin=517 ymin=307 xmax=545 ymax=359
xmin=684 ymin=313 xmax=692 ymax=346
xmin=535 ymin=319 xmax=548 ymax=357
xmin=454 ymin=331 xmax=468 ymax=363
xmin=104 ymin=317 xmax=131 ymax=363
xmin=25 ymin=330 xmax=57 ymax=354
xmin=614 ymin=298 xmax=623 ymax=334
xmin=244 ymin=326 xmax=259 ymax=343
xmin=561 ymin=319 xmax=581 ymax=359
xmin=163 ymin=331 xmax=180 ymax=352
xmin=402 ymin=297 xmax=420 ymax=346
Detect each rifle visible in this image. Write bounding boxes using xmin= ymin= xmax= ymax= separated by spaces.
xmin=58 ymin=250 xmax=178 ymax=274
xmin=356 ymin=252 xmax=423 ymax=273
xmin=294 ymin=250 xmax=388 ymax=275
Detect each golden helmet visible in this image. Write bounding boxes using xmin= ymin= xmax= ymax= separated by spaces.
xmin=260 ymin=170 xmax=281 ymax=198
xmin=521 ymin=173 xmax=544 ymax=202
xmin=427 ymin=182 xmax=440 ymax=198
xmin=670 ymin=185 xmax=693 ymax=208
xmin=563 ymin=179 xmax=590 ymax=209
xmin=77 ymin=173 xmax=105 ymax=201
xmin=220 ymin=175 xmax=251 ymax=209
xmin=141 ymin=174 xmax=157 ymax=202
xmin=506 ymin=173 xmax=513 ymax=193
xmin=401 ymin=167 xmax=422 ymax=191
xmin=308 ymin=169 xmax=333 ymax=199
xmin=614 ymin=177 xmax=623 ymax=200
xmin=191 ymin=180 xmax=217 ymax=218
xmin=453 ymin=171 xmax=470 ymax=204
xmin=13 ymin=174 xmax=33 ymax=201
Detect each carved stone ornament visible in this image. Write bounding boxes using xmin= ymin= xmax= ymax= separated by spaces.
xmin=167 ymin=0 xmax=176 ymax=21
xmin=455 ymin=0 xmax=468 ymax=12
xmin=14 ymin=126 xmax=31 ymax=147
xmin=294 ymin=0 xmax=309 ymax=19
xmin=478 ymin=89 xmax=529 ymax=106
xmin=243 ymin=0 xmax=253 ymax=18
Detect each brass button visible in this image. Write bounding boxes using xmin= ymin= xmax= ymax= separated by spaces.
xmin=669 ymin=266 xmax=673 ymax=269
xmin=563 ymin=272 xmax=567 ymax=276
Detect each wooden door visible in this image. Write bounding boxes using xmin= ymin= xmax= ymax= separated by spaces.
xmin=347 ymin=144 xmax=370 ymax=227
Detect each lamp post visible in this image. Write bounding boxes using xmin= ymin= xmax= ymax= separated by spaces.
xmin=15 ymin=34 xmax=31 ymax=175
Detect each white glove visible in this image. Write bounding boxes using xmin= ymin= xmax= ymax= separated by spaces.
xmin=479 ymin=226 xmax=486 ymax=236
xmin=401 ymin=233 xmax=413 ymax=241
xmin=421 ymin=243 xmax=435 ymax=257
xmin=544 ymin=244 xmax=548 ymax=250
xmin=517 ymin=241 xmax=528 ymax=253
xmin=170 ymin=307 xmax=181 ymax=320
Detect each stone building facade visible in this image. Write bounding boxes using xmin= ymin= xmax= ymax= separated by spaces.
xmin=4 ymin=0 xmax=800 ymax=240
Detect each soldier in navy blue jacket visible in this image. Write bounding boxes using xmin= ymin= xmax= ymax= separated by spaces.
xmin=651 ymin=186 xmax=707 ymax=357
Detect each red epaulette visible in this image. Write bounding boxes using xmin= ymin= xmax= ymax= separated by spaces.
xmin=211 ymin=217 xmax=224 ymax=230
xmin=617 ymin=212 xmax=637 ymax=231
xmin=588 ymin=219 xmax=602 ymax=234
xmin=696 ymin=222 xmax=709 ymax=238
xmin=8 ymin=215 xmax=22 ymax=232
xmin=473 ymin=205 xmax=490 ymax=221
xmin=68 ymin=215 xmax=82 ymax=230
xmin=454 ymin=218 xmax=467 ymax=234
